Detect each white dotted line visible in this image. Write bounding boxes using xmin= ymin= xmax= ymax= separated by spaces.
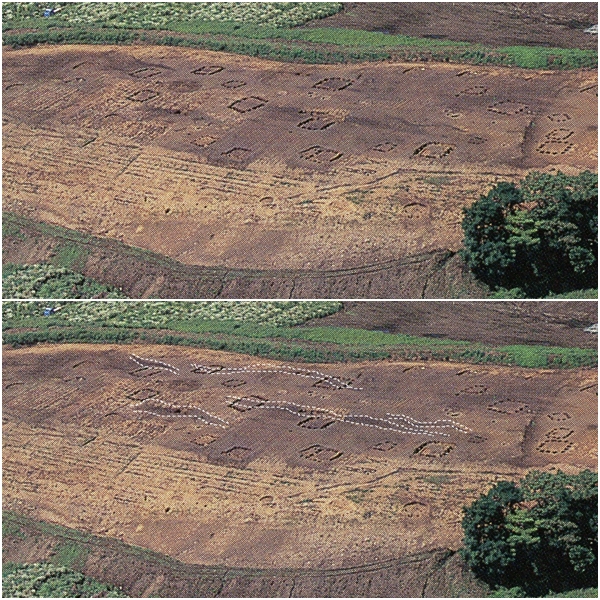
xmin=226 ymin=397 xmax=458 ymax=437
xmin=131 ymin=408 xmax=227 ymax=428
xmin=129 ymin=396 xmax=229 ymax=428
xmin=227 ymin=396 xmax=344 ymax=418
xmin=191 ymin=363 xmax=362 ymax=390
xmin=129 ymin=354 xmax=179 ymax=375
xmin=386 ymin=412 xmax=472 ymax=433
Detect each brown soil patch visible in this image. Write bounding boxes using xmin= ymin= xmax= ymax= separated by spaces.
xmin=2 ymin=518 xmax=487 ymax=598
xmin=3 ymin=344 xmax=596 ymax=571
xmin=308 ymin=301 xmax=599 ymax=348
xmin=309 ymin=3 xmax=598 ymax=49
xmin=3 ymin=45 xmax=597 ymax=276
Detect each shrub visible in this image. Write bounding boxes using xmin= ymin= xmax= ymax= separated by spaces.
xmin=461 ymin=171 xmax=598 ymax=296
xmin=461 ymin=470 xmax=598 ymax=596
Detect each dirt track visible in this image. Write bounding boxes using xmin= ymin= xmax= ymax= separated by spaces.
xmin=3 ymin=45 xmax=597 ymax=284
xmin=3 ymin=344 xmax=596 ymax=571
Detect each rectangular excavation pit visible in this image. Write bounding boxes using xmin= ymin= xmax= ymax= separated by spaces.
xmin=126 ymin=388 xmax=159 ymax=401
xmin=372 ymin=441 xmax=397 ymax=452
xmin=221 ymin=379 xmax=246 ymax=388
xmin=192 ymin=66 xmax=224 ymax=75
xmin=300 ymin=444 xmax=343 ymax=462
xmin=373 ymin=142 xmax=397 ymax=152
xmin=536 ymin=141 xmax=574 ymax=155
xmin=129 ymin=68 xmax=162 ymax=79
xmin=488 ymin=399 xmax=529 ymax=414
xmin=545 ymin=427 xmax=574 ymax=441
xmin=297 ymin=115 xmax=336 ymax=130
xmin=126 ymin=89 xmax=160 ymax=102
xmin=229 ymin=96 xmax=267 ymax=113
xmin=536 ymin=440 xmax=575 ymax=454
xmin=413 ymin=441 xmax=454 ymax=458
xmin=313 ymin=77 xmax=354 ymax=91
xmin=487 ymin=100 xmax=529 ymax=114
xmin=193 ymin=434 xmax=218 ymax=447
xmin=222 ymin=80 xmax=246 ymax=89
xmin=545 ymin=128 xmax=574 ymax=141
xmin=413 ymin=142 xmax=453 ymax=159
xmin=228 ymin=396 xmax=266 ymax=412
xmin=300 ymin=146 xmax=343 ymax=163
xmin=191 ymin=135 xmax=217 ymax=148
xmin=297 ymin=416 xmax=335 ymax=430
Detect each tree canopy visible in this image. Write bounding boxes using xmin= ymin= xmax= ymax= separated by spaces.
xmin=461 ymin=470 xmax=598 ymax=596
xmin=461 ymin=171 xmax=598 ymax=297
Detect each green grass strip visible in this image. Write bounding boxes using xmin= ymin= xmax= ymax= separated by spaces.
xmin=3 ymin=22 xmax=596 ymax=69
xmin=3 ymin=320 xmax=596 ymax=368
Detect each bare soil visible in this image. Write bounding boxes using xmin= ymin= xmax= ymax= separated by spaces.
xmin=2 ymin=216 xmax=484 ymax=298
xmin=308 ymin=301 xmax=599 ymax=348
xmin=3 ymin=344 xmax=596 ymax=576
xmin=3 ymin=45 xmax=597 ymax=296
xmin=3 ymin=515 xmax=486 ymax=597
xmin=308 ymin=3 xmax=598 ymax=50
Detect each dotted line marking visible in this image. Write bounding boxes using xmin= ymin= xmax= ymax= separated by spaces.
xmin=191 ymin=363 xmax=362 ymax=390
xmin=129 ymin=396 xmax=229 ymax=428
xmin=226 ymin=397 xmax=470 ymax=437
xmin=129 ymin=354 xmax=179 ymax=375
xmin=385 ymin=412 xmax=472 ymax=433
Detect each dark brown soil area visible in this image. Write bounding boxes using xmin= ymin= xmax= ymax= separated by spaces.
xmin=309 ymin=301 xmax=599 ymax=347
xmin=308 ymin=3 xmax=598 ymax=49
xmin=3 ymin=513 xmax=487 ymax=598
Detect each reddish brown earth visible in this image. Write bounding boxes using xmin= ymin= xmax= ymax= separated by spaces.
xmin=2 ymin=514 xmax=486 ymax=597
xmin=308 ymin=301 xmax=599 ymax=348
xmin=310 ymin=3 xmax=598 ymax=49
xmin=3 ymin=344 xmax=596 ymax=576
xmin=3 ymin=45 xmax=597 ymax=297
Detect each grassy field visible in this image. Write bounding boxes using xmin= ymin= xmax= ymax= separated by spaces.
xmin=3 ymin=301 xmax=596 ymax=369
xmin=2 ymin=2 xmax=596 ymax=68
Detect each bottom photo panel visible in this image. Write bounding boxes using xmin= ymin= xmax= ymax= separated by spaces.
xmin=2 ymin=300 xmax=598 ymax=598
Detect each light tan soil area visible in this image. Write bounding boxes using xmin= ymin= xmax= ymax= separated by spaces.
xmin=3 ymin=344 xmax=596 ymax=570
xmin=3 ymin=45 xmax=597 ymax=273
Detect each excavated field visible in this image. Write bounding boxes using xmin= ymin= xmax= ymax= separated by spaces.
xmin=3 ymin=344 xmax=597 ymax=571
xmin=3 ymin=45 xmax=597 ymax=279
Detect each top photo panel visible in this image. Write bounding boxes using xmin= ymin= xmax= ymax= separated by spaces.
xmin=2 ymin=2 xmax=597 ymax=300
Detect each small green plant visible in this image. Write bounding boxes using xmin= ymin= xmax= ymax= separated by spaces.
xmin=2 ymin=562 xmax=127 ymax=597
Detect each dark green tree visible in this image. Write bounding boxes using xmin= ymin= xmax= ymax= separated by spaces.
xmin=461 ymin=470 xmax=598 ymax=596
xmin=461 ymin=171 xmax=598 ymax=296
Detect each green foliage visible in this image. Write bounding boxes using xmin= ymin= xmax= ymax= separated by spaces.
xmin=2 ymin=2 xmax=343 ymax=30
xmin=2 ymin=263 xmax=127 ymax=299
xmin=2 ymin=302 xmax=596 ymax=368
xmin=461 ymin=470 xmax=598 ymax=596
xmin=545 ymin=588 xmax=598 ymax=598
xmin=52 ymin=243 xmax=90 ymax=271
xmin=2 ymin=3 xmax=595 ymax=69
xmin=52 ymin=542 xmax=90 ymax=571
xmin=2 ymin=562 xmax=127 ymax=597
xmin=1 ymin=300 xmax=342 ymax=328
xmin=461 ymin=171 xmax=598 ymax=297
